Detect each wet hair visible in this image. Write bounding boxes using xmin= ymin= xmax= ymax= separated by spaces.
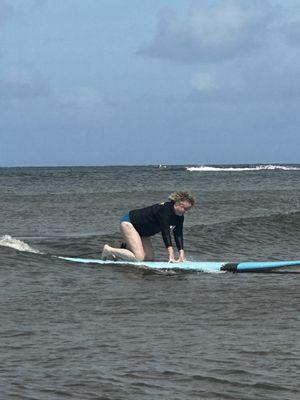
xmin=168 ymin=191 xmax=195 ymax=206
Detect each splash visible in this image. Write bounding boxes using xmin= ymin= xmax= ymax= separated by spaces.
xmin=186 ymin=165 xmax=300 ymax=172
xmin=0 ymin=235 xmax=42 ymax=254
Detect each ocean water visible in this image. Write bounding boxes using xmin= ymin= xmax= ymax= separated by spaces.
xmin=0 ymin=165 xmax=299 ymax=399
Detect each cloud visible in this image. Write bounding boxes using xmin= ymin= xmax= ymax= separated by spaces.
xmin=138 ymin=0 xmax=280 ymax=64
xmin=148 ymin=2 xmax=300 ymax=106
xmin=189 ymin=60 xmax=300 ymax=106
xmin=0 ymin=64 xmax=50 ymax=100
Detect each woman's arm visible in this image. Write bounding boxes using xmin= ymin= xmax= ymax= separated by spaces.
xmin=157 ymin=203 xmax=184 ymax=262
xmin=173 ymin=217 xmax=185 ymax=261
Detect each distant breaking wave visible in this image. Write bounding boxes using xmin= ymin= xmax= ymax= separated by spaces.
xmin=186 ymin=165 xmax=300 ymax=172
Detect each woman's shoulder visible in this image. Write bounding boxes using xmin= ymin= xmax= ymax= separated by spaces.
xmin=159 ymin=200 xmax=174 ymax=207
xmin=153 ymin=201 xmax=173 ymax=216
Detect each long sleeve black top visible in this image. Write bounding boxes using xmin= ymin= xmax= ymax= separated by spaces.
xmin=129 ymin=201 xmax=184 ymax=250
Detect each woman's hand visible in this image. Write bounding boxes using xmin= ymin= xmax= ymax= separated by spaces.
xmin=178 ymin=249 xmax=186 ymax=262
xmin=167 ymin=247 xmax=186 ymax=263
xmin=167 ymin=246 xmax=177 ymax=263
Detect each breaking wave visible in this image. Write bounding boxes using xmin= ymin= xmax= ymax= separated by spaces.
xmin=186 ymin=165 xmax=300 ymax=172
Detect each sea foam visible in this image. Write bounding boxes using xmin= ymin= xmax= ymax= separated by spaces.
xmin=0 ymin=235 xmax=41 ymax=254
xmin=186 ymin=165 xmax=300 ymax=172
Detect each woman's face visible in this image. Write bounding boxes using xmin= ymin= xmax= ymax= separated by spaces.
xmin=174 ymin=200 xmax=193 ymax=216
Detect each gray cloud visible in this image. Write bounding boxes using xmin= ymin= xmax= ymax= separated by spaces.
xmin=189 ymin=62 xmax=300 ymax=105
xmin=138 ymin=1 xmax=280 ymax=64
xmin=0 ymin=64 xmax=50 ymax=100
xmin=136 ymin=1 xmax=300 ymax=107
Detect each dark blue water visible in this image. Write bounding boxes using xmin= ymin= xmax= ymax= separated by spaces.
xmin=0 ymin=165 xmax=299 ymax=399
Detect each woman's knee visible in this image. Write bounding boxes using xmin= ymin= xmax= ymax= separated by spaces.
xmin=133 ymin=250 xmax=146 ymax=261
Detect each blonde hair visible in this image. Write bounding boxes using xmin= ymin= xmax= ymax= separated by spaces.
xmin=168 ymin=191 xmax=195 ymax=206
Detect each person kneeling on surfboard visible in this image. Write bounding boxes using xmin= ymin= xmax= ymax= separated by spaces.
xmin=102 ymin=191 xmax=195 ymax=263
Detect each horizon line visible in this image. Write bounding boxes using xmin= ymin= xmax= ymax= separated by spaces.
xmin=1 ymin=162 xmax=300 ymax=169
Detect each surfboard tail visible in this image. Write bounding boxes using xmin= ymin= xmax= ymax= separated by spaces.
xmin=221 ymin=261 xmax=300 ymax=273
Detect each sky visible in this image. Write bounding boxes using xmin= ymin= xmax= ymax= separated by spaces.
xmin=1 ymin=0 xmax=300 ymax=166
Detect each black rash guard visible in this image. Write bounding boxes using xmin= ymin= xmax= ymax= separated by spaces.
xmin=129 ymin=201 xmax=184 ymax=250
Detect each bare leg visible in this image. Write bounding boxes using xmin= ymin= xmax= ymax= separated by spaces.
xmin=102 ymin=244 xmax=136 ymax=261
xmin=141 ymin=237 xmax=155 ymax=261
xmin=102 ymin=222 xmax=146 ymax=261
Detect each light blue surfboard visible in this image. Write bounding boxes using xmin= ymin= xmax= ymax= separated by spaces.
xmin=59 ymin=257 xmax=300 ymax=273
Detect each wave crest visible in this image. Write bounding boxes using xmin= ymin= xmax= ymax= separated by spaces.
xmin=186 ymin=165 xmax=300 ymax=172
